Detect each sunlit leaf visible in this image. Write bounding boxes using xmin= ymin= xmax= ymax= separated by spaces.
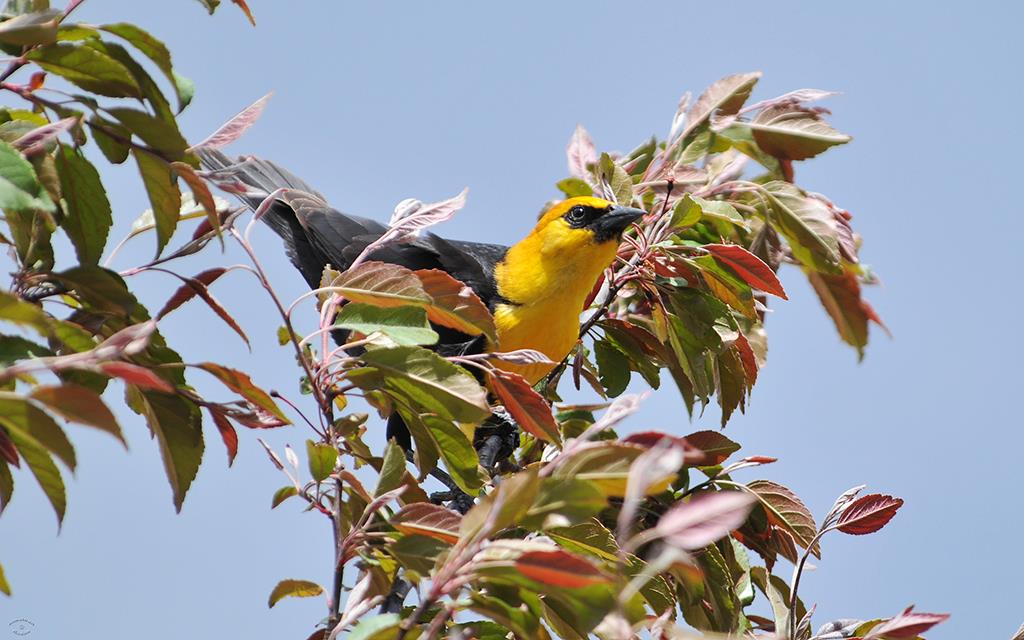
xmin=0 ymin=9 xmax=59 ymax=46
xmin=191 ymin=92 xmax=272 ymax=150
xmin=835 ymin=493 xmax=903 ymax=535
xmin=515 ymin=549 xmax=610 ymax=588
xmin=132 ymin=149 xmax=180 ymax=256
xmin=488 ymin=369 xmax=560 ymax=444
xmin=415 ymin=268 xmax=497 ymax=344
xmin=306 ymin=439 xmax=337 ymax=482
xmin=391 ymin=502 xmax=461 ymax=544
xmin=745 ymin=479 xmax=818 ymax=556
xmin=267 ymin=579 xmax=323 ymax=608
xmin=334 ymin=303 xmax=438 ymax=346
xmin=54 ymin=145 xmax=111 ymax=265
xmin=196 ymin=363 xmax=288 ymax=423
xmin=749 ymin=105 xmax=851 ymax=161
xmin=26 ymin=42 xmax=140 ymax=98
xmin=653 ymin=491 xmax=756 ymax=550
xmin=29 ymin=384 xmax=125 ymax=446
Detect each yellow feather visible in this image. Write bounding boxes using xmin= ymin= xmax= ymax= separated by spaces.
xmin=492 ymin=197 xmax=620 ymax=383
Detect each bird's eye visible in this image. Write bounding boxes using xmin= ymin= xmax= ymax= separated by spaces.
xmin=566 ymin=205 xmax=587 ymax=224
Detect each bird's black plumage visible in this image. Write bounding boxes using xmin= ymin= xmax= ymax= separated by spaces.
xmin=197 ymin=149 xmax=509 ymax=309
xmin=197 ymin=149 xmax=512 ymax=451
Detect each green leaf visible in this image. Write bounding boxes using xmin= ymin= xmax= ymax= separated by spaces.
xmin=0 ymin=290 xmax=48 ymax=330
xmin=556 ymin=177 xmax=593 ymax=198
xmin=195 ymin=0 xmax=221 ymax=14
xmin=519 ymin=477 xmax=607 ymax=530
xmin=593 ymin=340 xmax=630 ymax=397
xmin=89 ymin=117 xmax=130 ymax=164
xmin=334 ymin=302 xmax=438 ymax=346
xmin=0 ymin=456 xmax=13 ymax=513
xmin=101 ymin=23 xmax=192 ymax=112
xmin=350 ymin=346 xmax=489 ymax=423
xmin=0 ymin=560 xmax=9 ymax=595
xmin=6 ymin=425 xmax=65 ymax=525
xmin=673 ymin=194 xmax=746 ymax=231
xmin=390 ymin=534 xmax=447 ymax=575
xmin=374 ymin=439 xmax=407 ymax=498
xmin=0 ymin=393 xmax=75 ymax=470
xmin=598 ymin=152 xmax=633 ymax=206
xmin=29 ymin=384 xmax=125 ymax=446
xmin=422 ymin=413 xmax=483 ymax=493
xmin=348 ymin=614 xmax=403 ymax=640
xmin=267 ymin=579 xmax=323 ymax=608
xmin=0 ymin=9 xmax=59 ymax=46
xmin=761 ymin=181 xmax=842 ymax=274
xmin=125 ymin=386 xmax=203 ymax=512
xmin=52 ymin=265 xmax=135 ymax=314
xmin=196 ymin=362 xmax=289 ymax=424
xmin=132 ymin=149 xmax=180 ymax=256
xmin=305 ymin=439 xmax=336 ymax=482
xmin=55 ymin=145 xmax=111 ymax=265
xmin=26 ymin=42 xmax=141 ymax=98
xmin=748 ymin=105 xmax=851 ymax=161
xmin=0 ymin=334 xmax=51 ymax=365
xmin=0 ymin=138 xmax=55 ymax=212
xmin=107 ymin=107 xmax=188 ymax=158
xmin=270 ymin=485 xmax=297 ymax=508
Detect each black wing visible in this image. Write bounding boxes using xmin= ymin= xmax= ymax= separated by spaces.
xmin=196 ymin=149 xmax=509 ymax=309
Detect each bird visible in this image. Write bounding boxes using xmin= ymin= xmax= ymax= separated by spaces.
xmin=197 ymin=149 xmax=644 ymax=452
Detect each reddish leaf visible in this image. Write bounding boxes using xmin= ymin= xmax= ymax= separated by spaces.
xmin=489 ymin=369 xmax=560 ymax=444
xmin=415 ymin=269 xmax=497 ymax=344
xmin=171 ymin=162 xmax=222 ymax=245
xmin=158 ymin=268 xmax=226 ymax=317
xmin=391 ymin=502 xmax=461 ymax=544
xmin=100 ymin=362 xmax=174 ymax=393
xmin=836 ymin=493 xmax=903 ymax=535
xmin=654 ymin=490 xmax=757 ymax=550
xmin=746 ymin=479 xmax=819 ymax=555
xmin=232 ymin=0 xmax=256 ymax=25
xmin=734 ymin=333 xmax=759 ymax=386
xmin=515 ymin=549 xmax=609 ymax=588
xmin=197 ymin=363 xmax=289 ymax=424
xmin=13 ymin=117 xmax=78 ymax=156
xmin=208 ymin=408 xmax=238 ymax=466
xmin=29 ymin=384 xmax=125 ymax=446
xmin=389 ymin=188 xmax=468 ymax=240
xmin=705 ymin=244 xmax=788 ymax=299
xmin=191 ymin=92 xmax=272 ymax=150
xmin=566 ymin=124 xmax=597 ymax=181
xmin=808 ymin=269 xmax=887 ymax=358
xmin=221 ymin=403 xmax=289 ymax=429
xmin=0 ymin=429 xmax=19 ymax=467
xmin=865 ymin=606 xmax=949 ymax=639
xmin=621 ymin=431 xmax=704 ymax=464
xmin=159 ymin=270 xmax=249 ymax=349
xmin=683 ymin=430 xmax=740 ymax=466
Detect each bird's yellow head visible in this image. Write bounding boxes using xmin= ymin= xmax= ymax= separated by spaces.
xmin=492 ymin=196 xmax=646 ymax=382
xmin=529 ymin=196 xmax=646 ymax=257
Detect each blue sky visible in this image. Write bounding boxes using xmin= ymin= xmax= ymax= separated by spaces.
xmin=2 ymin=2 xmax=1021 ymax=638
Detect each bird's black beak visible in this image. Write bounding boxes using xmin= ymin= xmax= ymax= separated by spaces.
xmin=592 ymin=205 xmax=646 ymax=242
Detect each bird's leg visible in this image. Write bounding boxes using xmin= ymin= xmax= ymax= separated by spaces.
xmin=474 ymin=407 xmax=520 ymax=472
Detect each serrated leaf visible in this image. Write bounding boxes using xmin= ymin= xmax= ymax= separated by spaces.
xmin=267 ymin=579 xmax=323 ymax=608
xmin=746 ymin=479 xmax=818 ymax=556
xmin=515 ymin=549 xmax=610 ymax=588
xmin=762 ymin=181 xmax=842 ymax=274
xmin=835 ymin=493 xmax=903 ymax=535
xmin=749 ymin=105 xmax=851 ymax=161
xmin=684 ymin=430 xmax=740 ymax=466
xmin=415 ymin=268 xmax=497 ymax=344
xmin=6 ymin=426 xmax=65 ymax=525
xmin=323 ymin=261 xmax=431 ymax=308
xmin=54 ymin=145 xmax=111 ymax=265
xmin=132 ymin=150 xmax=180 ymax=256
xmin=100 ymin=22 xmax=192 ymax=112
xmin=29 ymin=384 xmax=125 ymax=446
xmin=349 ymin=346 xmax=489 ymax=423
xmin=686 ymin=72 xmax=762 ymax=133
xmin=125 ymin=386 xmax=203 ymax=511
xmin=306 ymin=439 xmax=336 ymax=482
xmin=0 ymin=393 xmax=75 ymax=470
xmin=705 ymin=243 xmax=787 ymax=299
xmin=191 ymin=92 xmax=271 ymax=150
xmin=391 ymin=502 xmax=461 ymax=544
xmin=26 ymin=42 xmax=140 ymax=98
xmin=0 ymin=9 xmax=59 ymax=46
xmin=197 ymin=362 xmax=289 ymax=424
xmin=334 ymin=302 xmax=438 ymax=346
xmin=489 ymin=368 xmax=560 ymax=444
xmin=0 ymin=138 xmax=54 ymax=212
